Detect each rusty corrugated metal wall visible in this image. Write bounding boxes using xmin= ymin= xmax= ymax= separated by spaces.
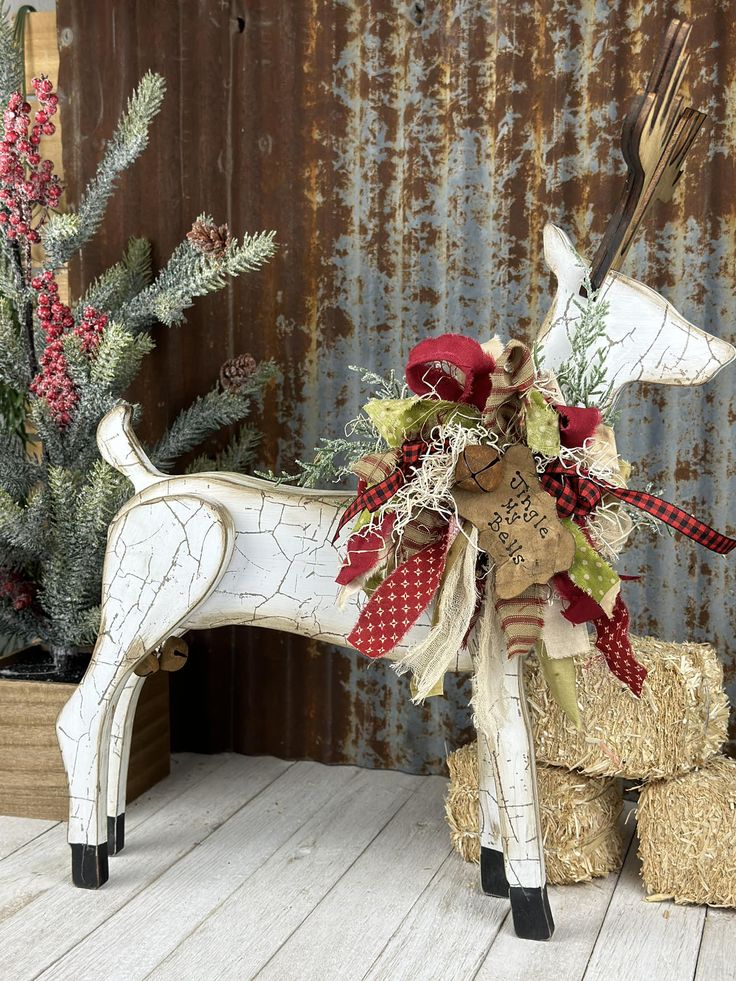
xmin=57 ymin=0 xmax=736 ymax=772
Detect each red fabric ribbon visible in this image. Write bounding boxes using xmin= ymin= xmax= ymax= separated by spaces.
xmin=553 ymin=574 xmax=646 ymax=696
xmin=335 ymin=438 xmax=429 ymax=539
xmin=553 ymin=572 xmax=605 ymax=624
xmin=554 ymin=404 xmax=602 ymax=448
xmin=591 ymin=593 xmax=647 ymax=696
xmin=405 ymin=334 xmax=496 ymax=411
xmin=347 ymin=530 xmax=451 ymax=658
xmin=336 ymin=514 xmax=395 ymax=586
xmin=540 ymin=459 xmax=736 ymax=555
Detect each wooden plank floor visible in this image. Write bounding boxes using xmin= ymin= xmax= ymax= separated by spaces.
xmin=0 ymin=754 xmax=732 ymax=980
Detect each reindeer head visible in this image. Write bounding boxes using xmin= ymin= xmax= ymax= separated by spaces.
xmin=534 ymin=19 xmax=735 ymax=410
xmin=535 ymin=223 xmax=735 ymax=410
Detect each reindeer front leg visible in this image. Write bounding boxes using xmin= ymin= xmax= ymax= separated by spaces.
xmin=477 ymin=732 xmax=509 ymax=897
xmin=491 ymin=653 xmax=554 ymax=940
xmin=472 ymin=590 xmax=553 ymax=938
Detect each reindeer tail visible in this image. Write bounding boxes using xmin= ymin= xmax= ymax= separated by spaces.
xmin=97 ymin=403 xmax=166 ymax=493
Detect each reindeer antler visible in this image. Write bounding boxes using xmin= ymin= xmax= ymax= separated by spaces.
xmin=588 ymin=18 xmax=706 ymax=292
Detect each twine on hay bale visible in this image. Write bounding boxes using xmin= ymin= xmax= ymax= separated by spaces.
xmin=638 ymin=757 xmax=736 ymax=907
xmin=446 ymin=742 xmax=624 ymax=884
xmin=525 ymin=635 xmax=728 ymax=781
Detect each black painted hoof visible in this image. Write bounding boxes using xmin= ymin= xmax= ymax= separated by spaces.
xmin=509 ymin=885 xmax=555 ymax=941
xmin=70 ymin=842 xmax=109 ymax=889
xmin=107 ymin=813 xmax=125 ymax=855
xmin=480 ymin=846 xmax=510 ymax=898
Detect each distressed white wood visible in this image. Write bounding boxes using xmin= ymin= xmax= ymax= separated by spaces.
xmin=477 ymin=805 xmax=637 ymax=981
xmin=57 ymin=493 xmax=234 ymax=848
xmin=256 ymin=775 xmax=451 ymax=981
xmin=0 ymin=755 xmax=723 ymax=978
xmin=130 ymin=767 xmax=419 ymax=981
xmin=477 ymin=732 xmax=503 ymax=852
xmin=59 ymin=219 xmax=734 ymax=928
xmin=53 ymin=402 xmax=549 ymax=936
xmin=584 ymin=831 xmax=706 ymax=981
xmin=537 ymin=223 xmax=736 ymax=408
xmin=695 ymin=908 xmax=736 ymax=981
xmin=0 ymin=755 xmax=291 ymax=981
xmin=489 ymin=654 xmax=546 ymax=890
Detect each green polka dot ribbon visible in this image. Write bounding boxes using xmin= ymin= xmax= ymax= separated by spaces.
xmin=563 ymin=519 xmax=620 ymax=609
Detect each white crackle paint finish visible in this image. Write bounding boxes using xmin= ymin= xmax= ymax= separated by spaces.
xmin=57 ymin=493 xmax=233 ymax=846
xmin=57 ymin=404 xmax=542 ymax=910
xmin=537 ymin=224 xmax=736 ymax=408
xmin=107 ymin=673 xmax=146 ymax=823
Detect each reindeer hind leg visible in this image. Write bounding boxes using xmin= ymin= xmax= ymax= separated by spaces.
xmin=57 ymin=494 xmax=233 ymax=888
xmin=107 ymin=672 xmax=147 ymax=854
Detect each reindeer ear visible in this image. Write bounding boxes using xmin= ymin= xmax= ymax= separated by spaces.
xmin=543 ymin=223 xmax=588 ymax=294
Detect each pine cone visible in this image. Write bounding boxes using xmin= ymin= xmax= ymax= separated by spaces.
xmin=220 ymin=353 xmax=258 ymax=393
xmin=187 ymin=219 xmax=232 ymax=258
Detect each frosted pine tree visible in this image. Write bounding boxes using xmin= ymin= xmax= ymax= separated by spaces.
xmin=0 ymin=6 xmax=277 ymax=676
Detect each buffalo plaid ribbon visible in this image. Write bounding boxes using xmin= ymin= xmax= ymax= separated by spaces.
xmin=335 ymin=438 xmax=430 ymax=539
xmin=541 ymin=459 xmax=736 ymax=555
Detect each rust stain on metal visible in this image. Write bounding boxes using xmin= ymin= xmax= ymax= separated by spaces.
xmin=57 ymin=0 xmax=736 ymax=769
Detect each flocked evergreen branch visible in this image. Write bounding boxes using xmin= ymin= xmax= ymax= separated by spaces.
xmin=0 ymin=3 xmax=21 ymax=112
xmin=0 ymin=296 xmax=28 ymax=388
xmin=348 ymin=364 xmax=406 ymax=401
xmin=0 ymin=236 xmax=30 ymax=310
xmin=0 ymin=440 xmax=41 ymax=500
xmin=76 ymin=459 xmax=130 ymax=541
xmin=59 ymin=388 xmax=118 ymax=471
xmin=39 ymin=464 xmax=129 ymax=648
xmin=119 ymin=225 xmax=277 ymax=332
xmin=0 ymin=51 xmax=277 ymax=665
xmin=151 ymin=388 xmax=256 ymax=472
xmin=89 ymin=321 xmax=155 ymax=391
xmin=186 ymin=425 xmax=262 ymax=475
xmin=0 ymin=484 xmax=48 ymax=564
xmin=39 ymin=467 xmax=86 ymax=644
xmin=0 ymin=602 xmax=42 ymax=648
xmin=74 ymin=237 xmax=153 ymax=319
xmin=42 ymin=73 xmax=166 ymax=267
xmin=281 ymin=434 xmax=379 ymax=488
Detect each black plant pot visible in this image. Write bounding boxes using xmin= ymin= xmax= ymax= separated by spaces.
xmin=0 ymin=645 xmax=91 ymax=683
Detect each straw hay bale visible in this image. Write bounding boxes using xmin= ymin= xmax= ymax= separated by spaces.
xmin=638 ymin=757 xmax=736 ymax=907
xmin=525 ymin=636 xmax=728 ymax=781
xmin=446 ymin=742 xmax=623 ymax=884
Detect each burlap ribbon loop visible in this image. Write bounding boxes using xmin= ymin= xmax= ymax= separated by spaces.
xmin=481 ymin=339 xmax=536 ymax=435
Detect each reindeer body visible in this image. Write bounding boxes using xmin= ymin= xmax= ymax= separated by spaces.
xmin=55 ymin=219 xmax=734 ymax=941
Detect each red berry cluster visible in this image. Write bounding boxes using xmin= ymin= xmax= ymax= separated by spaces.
xmin=0 ymin=570 xmax=36 ymax=611
xmin=0 ymin=75 xmax=62 ymax=244
xmin=29 ymin=271 xmax=109 ymax=427
xmin=29 ymin=270 xmax=77 ymax=426
xmin=76 ymin=305 xmax=108 ymax=355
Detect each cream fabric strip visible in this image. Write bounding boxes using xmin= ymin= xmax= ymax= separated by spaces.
xmin=470 ymin=573 xmax=508 ymax=741
xmin=542 ymin=592 xmax=591 ymax=660
xmin=393 ymin=525 xmax=479 ymax=702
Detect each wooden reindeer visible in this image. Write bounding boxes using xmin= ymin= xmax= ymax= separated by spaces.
xmin=56 ymin=18 xmax=734 ymax=941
